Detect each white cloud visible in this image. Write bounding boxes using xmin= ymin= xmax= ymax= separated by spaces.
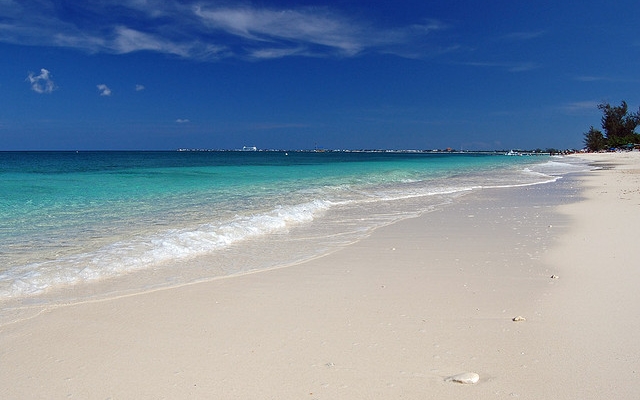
xmin=135 ymin=84 xmax=145 ymax=91
xmin=574 ymin=75 xmax=640 ymax=84
xmin=464 ymin=61 xmax=540 ymax=72
xmin=113 ymin=26 xmax=189 ymax=56
xmin=575 ymin=76 xmax=607 ymax=82
xmin=26 ymin=68 xmax=56 ymax=93
xmin=0 ymin=0 xmax=22 ymax=17
xmin=507 ymin=62 xmax=540 ymax=72
xmin=249 ymin=46 xmax=306 ymax=60
xmin=502 ymin=30 xmax=546 ymax=41
xmin=176 ymin=118 xmax=190 ymax=123
xmin=193 ymin=6 xmax=365 ymax=56
xmin=192 ymin=6 xmax=446 ymax=58
xmin=53 ymin=32 xmax=106 ymax=52
xmin=119 ymin=0 xmax=171 ymax=18
xmin=0 ymin=1 xmax=446 ymax=61
xmin=562 ymin=101 xmax=600 ymax=113
xmin=97 ymin=84 xmax=112 ymax=96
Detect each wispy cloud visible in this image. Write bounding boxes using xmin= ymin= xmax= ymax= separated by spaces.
xmin=506 ymin=62 xmax=540 ymax=72
xmin=112 ymin=26 xmax=194 ymax=57
xmin=574 ymin=75 xmax=610 ymax=82
xmin=502 ymin=30 xmax=547 ymax=41
xmin=248 ymin=47 xmax=307 ymax=60
xmin=560 ymin=101 xmax=600 ymax=113
xmin=135 ymin=84 xmax=145 ymax=91
xmin=193 ymin=5 xmax=368 ymax=57
xmin=574 ymin=75 xmax=640 ymax=84
xmin=175 ymin=118 xmax=190 ymax=123
xmin=26 ymin=68 xmax=56 ymax=93
xmin=465 ymin=61 xmax=540 ymax=72
xmin=0 ymin=1 xmax=447 ymax=60
xmin=97 ymin=84 xmax=112 ymax=96
xmin=193 ymin=6 xmax=444 ymax=57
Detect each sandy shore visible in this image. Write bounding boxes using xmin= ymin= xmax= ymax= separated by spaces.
xmin=2 ymin=152 xmax=640 ymax=399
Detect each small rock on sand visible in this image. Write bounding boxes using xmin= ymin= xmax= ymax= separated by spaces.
xmin=550 ymin=274 xmax=559 ymax=279
xmin=446 ymin=372 xmax=479 ymax=384
xmin=512 ymin=316 xmax=526 ymax=322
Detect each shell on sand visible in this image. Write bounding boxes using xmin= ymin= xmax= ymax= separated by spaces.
xmin=512 ymin=316 xmax=526 ymax=322
xmin=446 ymin=372 xmax=480 ymax=384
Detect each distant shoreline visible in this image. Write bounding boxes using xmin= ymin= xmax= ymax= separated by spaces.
xmin=2 ymin=148 xmax=572 ymax=154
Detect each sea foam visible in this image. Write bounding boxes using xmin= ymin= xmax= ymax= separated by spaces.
xmin=0 ymin=199 xmax=332 ymax=298
xmin=0 ymin=151 xmax=585 ymax=304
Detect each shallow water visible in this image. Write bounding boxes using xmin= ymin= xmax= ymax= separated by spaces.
xmin=0 ymin=151 xmax=591 ymax=308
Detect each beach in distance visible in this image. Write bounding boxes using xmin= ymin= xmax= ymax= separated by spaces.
xmin=1 ymin=151 xmax=640 ymax=399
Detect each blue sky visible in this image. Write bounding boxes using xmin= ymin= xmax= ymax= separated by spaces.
xmin=1 ymin=0 xmax=639 ymax=150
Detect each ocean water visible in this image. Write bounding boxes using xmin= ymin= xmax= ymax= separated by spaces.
xmin=0 ymin=151 xmax=590 ymax=311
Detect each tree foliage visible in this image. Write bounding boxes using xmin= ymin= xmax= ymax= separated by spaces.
xmin=583 ymin=126 xmax=606 ymax=151
xmin=585 ymin=101 xmax=640 ymax=150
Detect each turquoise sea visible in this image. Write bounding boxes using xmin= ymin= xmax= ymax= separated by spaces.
xmin=0 ymin=151 xmax=590 ymax=310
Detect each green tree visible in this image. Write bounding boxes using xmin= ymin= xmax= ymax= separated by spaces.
xmin=583 ymin=126 xmax=607 ymax=151
xmin=597 ymin=101 xmax=640 ymax=147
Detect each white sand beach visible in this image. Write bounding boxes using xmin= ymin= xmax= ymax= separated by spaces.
xmin=2 ymin=152 xmax=640 ymax=399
